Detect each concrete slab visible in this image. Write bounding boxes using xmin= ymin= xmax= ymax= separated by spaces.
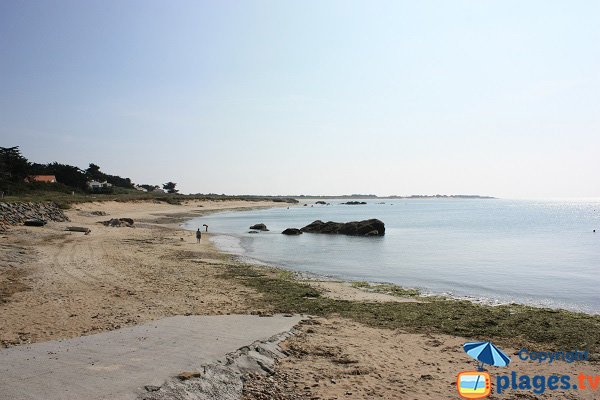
xmin=0 ymin=314 xmax=303 ymax=400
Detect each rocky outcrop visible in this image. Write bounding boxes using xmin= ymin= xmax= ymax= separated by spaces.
xmin=281 ymin=228 xmax=302 ymax=235
xmin=341 ymin=201 xmax=367 ymax=205
xmin=300 ymin=219 xmax=385 ymax=236
xmin=100 ymin=218 xmax=134 ymax=227
xmin=0 ymin=202 xmax=70 ymax=231
xmin=249 ymin=223 xmax=269 ymax=231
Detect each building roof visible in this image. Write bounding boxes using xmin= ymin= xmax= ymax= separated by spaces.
xmin=28 ymin=175 xmax=57 ymax=183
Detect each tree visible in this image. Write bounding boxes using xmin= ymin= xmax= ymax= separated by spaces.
xmin=86 ymin=163 xmax=103 ymax=181
xmin=46 ymin=162 xmax=88 ymax=190
xmin=0 ymin=146 xmax=30 ymax=183
xmin=163 ymin=182 xmax=178 ymax=194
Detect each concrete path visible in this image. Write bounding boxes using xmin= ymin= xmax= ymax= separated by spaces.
xmin=0 ymin=314 xmax=303 ymax=400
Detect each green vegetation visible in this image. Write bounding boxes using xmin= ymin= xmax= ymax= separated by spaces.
xmin=0 ymin=146 xmax=297 ymax=206
xmin=0 ymin=146 xmax=140 ymax=195
xmin=222 ymin=263 xmax=600 ymax=354
xmin=351 ymin=280 xmax=420 ymax=297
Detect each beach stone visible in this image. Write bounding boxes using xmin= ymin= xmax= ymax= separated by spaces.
xmin=300 ymin=219 xmax=385 ymax=236
xmin=281 ymin=228 xmax=303 ymax=235
xmin=249 ymin=223 xmax=269 ymax=231
xmin=100 ymin=218 xmax=134 ymax=227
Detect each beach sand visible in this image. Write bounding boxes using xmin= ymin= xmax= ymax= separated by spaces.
xmin=2 ymin=199 xmax=599 ymax=399
xmin=0 ymin=199 xmax=279 ymax=346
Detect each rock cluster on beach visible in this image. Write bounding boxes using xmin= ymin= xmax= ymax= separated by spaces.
xmin=282 ymin=219 xmax=385 ymax=236
xmin=100 ymin=218 xmax=134 ymax=228
xmin=0 ymin=202 xmax=70 ymax=231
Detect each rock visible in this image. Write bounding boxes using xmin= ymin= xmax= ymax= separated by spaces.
xmin=176 ymin=371 xmax=203 ymax=380
xmin=100 ymin=218 xmax=134 ymax=228
xmin=248 ymin=230 xmax=260 ymax=234
xmin=90 ymin=211 xmax=107 ymax=216
xmin=249 ymin=223 xmax=269 ymax=231
xmin=119 ymin=218 xmax=134 ymax=225
xmin=341 ymin=201 xmax=367 ymax=205
xmin=281 ymin=228 xmax=303 ymax=235
xmin=300 ymin=219 xmax=385 ymax=236
xmin=0 ymin=202 xmax=70 ymax=230
xmin=315 ymin=201 xmax=327 ymax=205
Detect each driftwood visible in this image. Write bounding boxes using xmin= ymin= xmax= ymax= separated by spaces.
xmin=66 ymin=226 xmax=91 ymax=234
xmin=24 ymin=219 xmax=47 ymax=227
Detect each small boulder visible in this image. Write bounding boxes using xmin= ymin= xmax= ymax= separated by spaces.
xmin=249 ymin=223 xmax=269 ymax=231
xmin=282 ymin=228 xmax=303 ymax=235
xmin=100 ymin=218 xmax=134 ymax=227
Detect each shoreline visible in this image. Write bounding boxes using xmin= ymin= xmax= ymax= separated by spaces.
xmin=2 ymin=199 xmax=600 ymax=399
xmin=194 ymin=210 xmax=600 ymax=316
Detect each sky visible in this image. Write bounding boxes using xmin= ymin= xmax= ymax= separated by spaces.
xmin=1 ymin=0 xmax=599 ymax=197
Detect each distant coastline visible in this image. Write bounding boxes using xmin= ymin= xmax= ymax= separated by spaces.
xmin=271 ymin=194 xmax=496 ymax=200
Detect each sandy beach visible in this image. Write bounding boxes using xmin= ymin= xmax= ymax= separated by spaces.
xmin=2 ymin=200 xmax=599 ymax=399
xmin=0 ymin=199 xmax=280 ymax=347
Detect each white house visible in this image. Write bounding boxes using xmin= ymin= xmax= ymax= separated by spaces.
xmin=87 ymin=180 xmax=113 ymax=191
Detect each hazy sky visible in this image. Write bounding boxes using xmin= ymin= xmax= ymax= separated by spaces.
xmin=1 ymin=1 xmax=599 ymax=197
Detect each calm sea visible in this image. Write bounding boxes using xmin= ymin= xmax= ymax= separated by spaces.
xmin=183 ymin=199 xmax=600 ymax=314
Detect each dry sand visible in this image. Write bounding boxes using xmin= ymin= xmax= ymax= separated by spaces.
xmin=245 ymin=317 xmax=600 ymax=400
xmin=0 ymin=199 xmax=280 ymax=347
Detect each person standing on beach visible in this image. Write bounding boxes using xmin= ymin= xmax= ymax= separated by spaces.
xmin=196 ymin=228 xmax=202 ymax=243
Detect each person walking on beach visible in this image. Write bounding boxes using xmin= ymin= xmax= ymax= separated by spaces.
xmin=196 ymin=228 xmax=202 ymax=243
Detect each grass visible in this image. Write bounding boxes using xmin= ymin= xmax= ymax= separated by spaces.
xmin=222 ymin=263 xmax=600 ymax=354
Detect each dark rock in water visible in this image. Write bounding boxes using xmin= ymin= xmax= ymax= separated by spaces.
xmin=282 ymin=228 xmax=303 ymax=235
xmin=24 ymin=219 xmax=47 ymax=227
xmin=248 ymin=230 xmax=260 ymax=234
xmin=315 ymin=201 xmax=327 ymax=205
xmin=249 ymin=223 xmax=269 ymax=231
xmin=341 ymin=201 xmax=367 ymax=205
xmin=300 ymin=219 xmax=385 ymax=236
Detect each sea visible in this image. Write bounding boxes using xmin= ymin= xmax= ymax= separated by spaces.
xmin=182 ymin=198 xmax=600 ymax=314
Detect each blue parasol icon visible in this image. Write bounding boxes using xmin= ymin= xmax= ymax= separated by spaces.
xmin=463 ymin=341 xmax=511 ymax=371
